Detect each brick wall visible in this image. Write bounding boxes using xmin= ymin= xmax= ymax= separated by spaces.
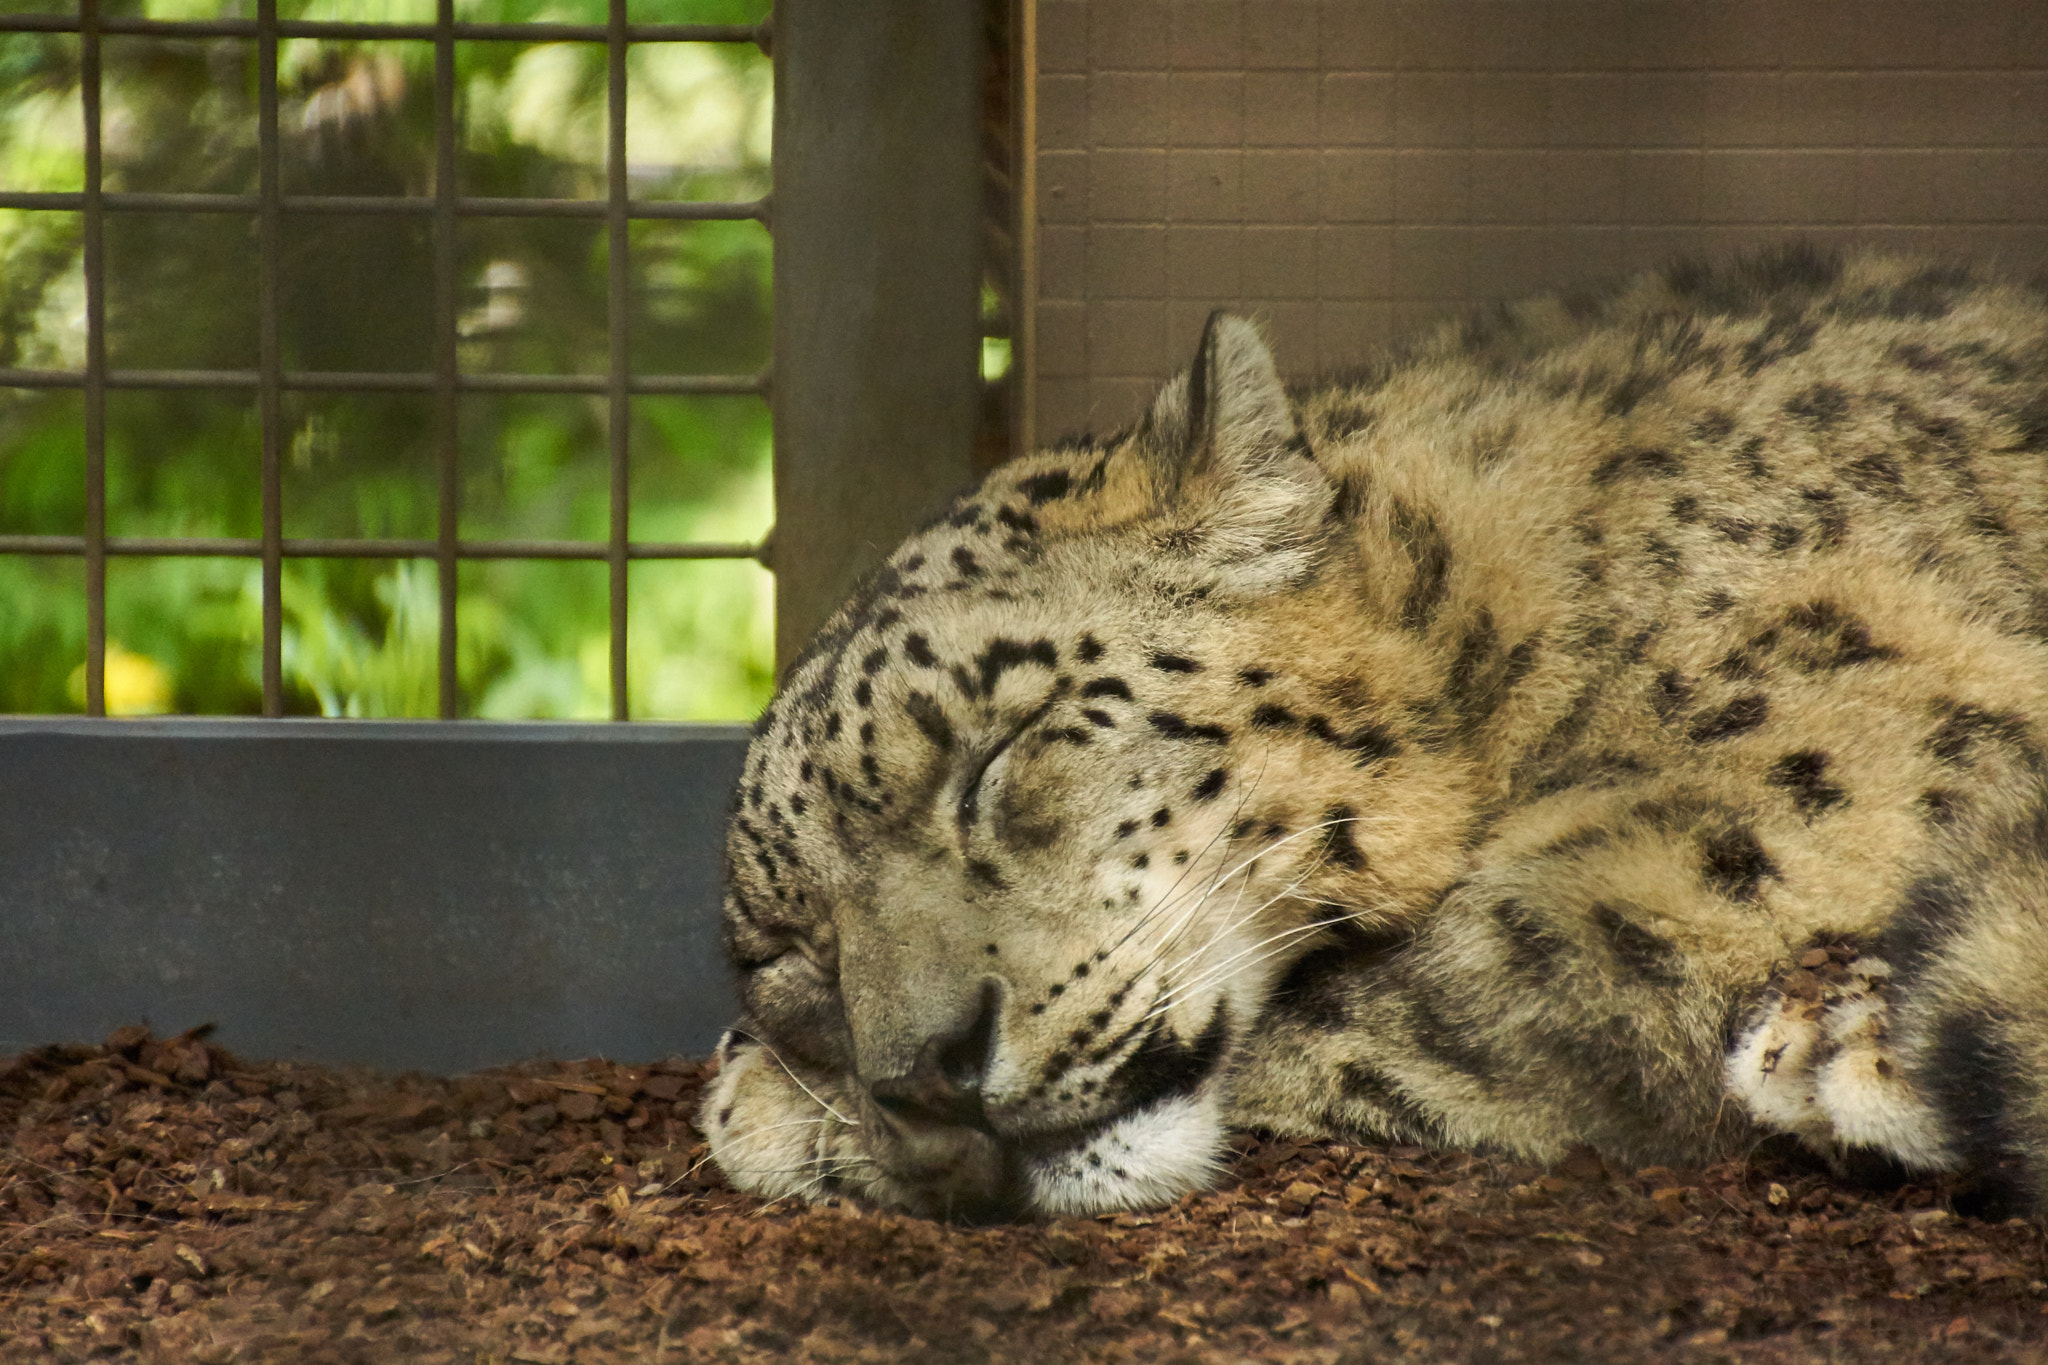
xmin=1032 ymin=0 xmax=2048 ymax=441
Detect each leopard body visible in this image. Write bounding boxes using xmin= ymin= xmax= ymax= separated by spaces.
xmin=702 ymin=247 xmax=2048 ymax=1219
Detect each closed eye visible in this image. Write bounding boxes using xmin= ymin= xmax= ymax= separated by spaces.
xmin=957 ymin=697 xmax=1057 ymax=827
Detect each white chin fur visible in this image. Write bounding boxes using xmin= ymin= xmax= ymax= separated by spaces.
xmin=1024 ymin=1089 xmax=1229 ymax=1216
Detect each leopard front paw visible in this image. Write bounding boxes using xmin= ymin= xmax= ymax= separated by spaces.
xmin=1725 ymin=946 xmax=1956 ymax=1171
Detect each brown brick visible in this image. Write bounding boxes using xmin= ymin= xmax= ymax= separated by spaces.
xmin=1701 ymin=149 xmax=1788 ymax=223
xmin=1173 ymin=1 xmax=1242 ymax=69
xmin=1467 ymin=226 xmax=1553 ymax=300
xmin=1316 ymin=0 xmax=1402 ymax=69
xmin=1037 ymin=0 xmax=1087 ymax=74
xmin=1779 ymin=73 xmax=1862 ymax=147
xmin=1320 ymin=149 xmax=1396 ymax=221
xmin=1702 ymin=73 xmax=1780 ymax=148
xmin=1546 ymin=151 xmax=1625 ymax=224
xmin=1037 ymin=226 xmax=1087 ymax=300
xmin=1167 ymin=225 xmax=1244 ymax=295
xmin=1778 ymin=151 xmax=1859 ymax=223
xmin=1244 ymin=71 xmax=1320 ymax=146
xmin=1395 ymin=72 xmax=1474 ymax=147
xmin=1035 ymin=302 xmax=1090 ymax=377
xmin=1241 ymin=226 xmax=1320 ymax=297
xmin=1241 ymin=149 xmax=1322 ymax=222
xmin=2016 ymin=73 xmax=2048 ymax=147
xmin=1090 ymin=300 xmax=1172 ymax=375
xmin=2013 ymin=150 xmax=2048 ymax=221
xmin=1257 ymin=300 xmax=1319 ymax=364
xmin=1039 ymin=73 xmax=1089 ymax=150
xmin=1393 ymin=0 xmax=1475 ymax=69
xmin=1624 ymin=73 xmax=1704 ymax=147
xmin=1170 ymin=71 xmax=1245 ymax=145
xmin=1243 ymin=0 xmax=1320 ymax=68
xmin=1167 ymin=149 xmax=1243 ymax=219
xmin=1859 ymin=73 xmax=2015 ymax=148
xmin=1547 ymin=225 xmax=1626 ymax=288
xmin=1628 ymin=4 xmax=1718 ymax=71
xmin=1932 ymin=150 xmax=2013 ymax=222
xmin=1316 ymin=226 xmax=1394 ymax=299
xmin=1853 ymin=1 xmax=1974 ymax=69
xmin=1472 ymin=75 xmax=1548 ymax=148
xmin=1468 ymin=0 xmax=1549 ymax=71
xmin=1777 ymin=0 xmax=1863 ymax=69
xmin=1170 ymin=298 xmax=1239 ymax=352
xmin=1321 ymin=72 xmax=1396 ymax=146
xmin=1855 ymin=150 xmax=1942 ymax=222
xmin=1090 ymin=377 xmax=1161 ymax=429
xmin=2018 ymin=3 xmax=2048 ymax=66
xmin=1090 ymin=149 xmax=1167 ymax=222
xmin=1038 ymin=149 xmax=1089 ymax=224
xmin=1317 ymin=300 xmax=1395 ymax=362
xmin=1471 ymin=150 xmax=1547 ymax=224
xmin=1697 ymin=1 xmax=1783 ymax=68
xmin=1543 ymin=0 xmax=1632 ymax=70
xmin=1623 ymin=150 xmax=1702 ymax=223
xmin=1091 ymin=71 xmax=1170 ymax=147
xmin=1392 ymin=225 xmax=1469 ymax=299
xmin=1923 ymin=0 xmax=2020 ymax=67
xmin=1091 ymin=0 xmax=1170 ymax=69
xmin=1548 ymin=74 xmax=1631 ymax=148
xmin=1089 ymin=226 xmax=1169 ymax=297
xmin=1034 ymin=377 xmax=1094 ymax=442
xmin=1394 ymin=149 xmax=1471 ymax=221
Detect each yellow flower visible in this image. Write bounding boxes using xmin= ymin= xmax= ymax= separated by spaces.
xmin=67 ymin=643 xmax=174 ymax=715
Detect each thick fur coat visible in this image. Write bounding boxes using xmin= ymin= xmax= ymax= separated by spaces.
xmin=702 ymin=247 xmax=2048 ymax=1220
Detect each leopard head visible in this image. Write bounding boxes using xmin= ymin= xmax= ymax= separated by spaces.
xmin=699 ymin=315 xmax=1467 ymax=1219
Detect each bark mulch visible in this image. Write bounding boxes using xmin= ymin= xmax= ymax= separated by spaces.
xmin=2 ymin=1028 xmax=2045 ymax=1363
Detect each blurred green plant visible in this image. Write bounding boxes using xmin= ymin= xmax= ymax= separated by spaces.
xmin=0 ymin=0 xmax=774 ymax=719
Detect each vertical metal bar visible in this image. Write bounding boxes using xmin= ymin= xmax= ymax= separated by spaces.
xmin=80 ymin=0 xmax=105 ymax=716
xmin=433 ymin=0 xmax=460 ymax=717
xmin=605 ymin=0 xmax=629 ymax=720
xmin=770 ymin=0 xmax=986 ymax=669
xmin=1010 ymin=0 xmax=1037 ymax=461
xmin=257 ymin=0 xmax=283 ymax=715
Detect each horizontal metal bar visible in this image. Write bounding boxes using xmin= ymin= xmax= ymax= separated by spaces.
xmin=0 ymin=15 xmax=765 ymax=45
xmin=0 ymin=367 xmax=765 ymax=396
xmin=0 ymin=534 xmax=766 ymax=562
xmin=0 ymin=191 xmax=767 ymax=223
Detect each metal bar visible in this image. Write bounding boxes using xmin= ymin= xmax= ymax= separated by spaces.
xmin=770 ymin=0 xmax=986 ymax=670
xmin=80 ymin=0 xmax=105 ymax=718
xmin=0 ymin=536 xmax=767 ymax=561
xmin=1010 ymin=0 xmax=1038 ymax=461
xmin=606 ymin=0 xmax=630 ymax=721
xmin=0 ymin=368 xmax=764 ymax=395
xmin=0 ymin=192 xmax=767 ymax=222
xmin=433 ymin=0 xmax=459 ymax=718
xmin=257 ymin=0 xmax=283 ymax=716
xmin=0 ymin=14 xmax=766 ymax=44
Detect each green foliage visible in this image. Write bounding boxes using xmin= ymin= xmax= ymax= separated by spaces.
xmin=0 ymin=0 xmax=774 ymax=718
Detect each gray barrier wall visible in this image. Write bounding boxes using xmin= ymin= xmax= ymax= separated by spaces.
xmin=0 ymin=719 xmax=747 ymax=1074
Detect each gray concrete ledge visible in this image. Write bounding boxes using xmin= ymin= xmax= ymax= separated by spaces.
xmin=0 ymin=719 xmax=748 ymax=1073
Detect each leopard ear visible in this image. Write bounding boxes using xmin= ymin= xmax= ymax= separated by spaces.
xmin=1136 ymin=312 xmax=1332 ymax=591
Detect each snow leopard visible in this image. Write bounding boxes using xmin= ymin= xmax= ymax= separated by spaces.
xmin=701 ymin=245 xmax=2048 ymax=1221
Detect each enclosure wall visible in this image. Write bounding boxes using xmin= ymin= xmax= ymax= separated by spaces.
xmin=1032 ymin=0 xmax=2048 ymax=438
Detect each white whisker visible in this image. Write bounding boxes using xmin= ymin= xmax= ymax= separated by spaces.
xmin=727 ymin=1029 xmax=861 ymax=1126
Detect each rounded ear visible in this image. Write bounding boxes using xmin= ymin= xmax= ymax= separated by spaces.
xmin=1135 ymin=312 xmax=1333 ymax=593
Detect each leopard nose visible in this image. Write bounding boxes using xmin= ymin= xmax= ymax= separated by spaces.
xmin=868 ymin=978 xmax=1002 ymax=1128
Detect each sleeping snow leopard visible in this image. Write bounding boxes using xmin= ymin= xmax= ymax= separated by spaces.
xmin=701 ymin=245 xmax=2048 ymax=1221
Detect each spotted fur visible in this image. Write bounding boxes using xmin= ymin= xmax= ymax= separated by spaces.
xmin=702 ymin=248 xmax=2048 ymax=1219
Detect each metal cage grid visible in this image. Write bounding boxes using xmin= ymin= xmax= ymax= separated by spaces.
xmin=0 ymin=0 xmax=773 ymax=720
